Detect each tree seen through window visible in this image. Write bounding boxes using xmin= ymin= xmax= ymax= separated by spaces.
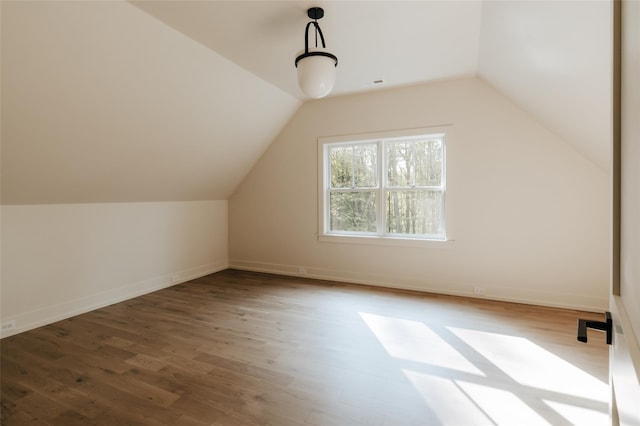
xmin=326 ymin=134 xmax=445 ymax=239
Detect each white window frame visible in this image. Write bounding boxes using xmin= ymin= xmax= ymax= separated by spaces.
xmin=318 ymin=126 xmax=454 ymax=248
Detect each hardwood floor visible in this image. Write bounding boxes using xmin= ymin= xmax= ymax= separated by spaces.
xmin=1 ymin=270 xmax=609 ymax=425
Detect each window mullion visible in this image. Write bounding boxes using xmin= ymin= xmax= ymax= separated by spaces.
xmin=377 ymin=141 xmax=385 ymax=237
xmin=324 ymin=145 xmax=329 ymax=234
xmin=351 ymin=145 xmax=356 ymax=189
xmin=410 ymin=142 xmax=416 ymax=187
xmin=321 ymin=129 xmax=447 ymax=241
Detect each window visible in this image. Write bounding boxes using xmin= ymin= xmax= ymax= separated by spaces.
xmin=319 ymin=128 xmax=448 ymax=242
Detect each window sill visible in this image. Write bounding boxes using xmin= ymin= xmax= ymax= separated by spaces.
xmin=318 ymin=234 xmax=456 ymax=248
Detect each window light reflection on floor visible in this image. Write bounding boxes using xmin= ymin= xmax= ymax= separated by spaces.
xmin=403 ymin=370 xmax=551 ymax=425
xmin=402 ymin=370 xmax=495 ymax=425
xmin=360 ymin=312 xmax=608 ymax=426
xmin=456 ymin=379 xmax=553 ymax=425
xmin=448 ymin=327 xmax=608 ymax=402
xmin=359 ymin=312 xmax=485 ymax=376
xmin=543 ymin=399 xmax=609 ymax=425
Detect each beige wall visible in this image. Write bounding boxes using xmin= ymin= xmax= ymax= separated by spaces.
xmin=0 ymin=201 xmax=228 ymax=337
xmin=230 ymin=78 xmax=609 ymax=311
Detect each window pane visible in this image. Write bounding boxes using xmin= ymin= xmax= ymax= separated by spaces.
xmin=415 ymin=139 xmax=443 ymax=187
xmin=330 ymin=191 xmax=377 ymax=233
xmin=386 ymin=190 xmax=443 ymax=235
xmin=329 ymin=146 xmax=353 ymax=188
xmin=386 ymin=141 xmax=412 ymax=187
xmin=330 ymin=144 xmax=377 ymax=189
xmin=353 ymin=144 xmax=377 ymax=187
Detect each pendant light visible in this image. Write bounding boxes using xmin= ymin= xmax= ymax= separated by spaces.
xmin=294 ymin=7 xmax=338 ymax=99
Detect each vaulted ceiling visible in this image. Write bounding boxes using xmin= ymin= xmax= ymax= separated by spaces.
xmin=1 ymin=1 xmax=612 ymax=205
xmin=131 ymin=1 xmax=484 ymax=98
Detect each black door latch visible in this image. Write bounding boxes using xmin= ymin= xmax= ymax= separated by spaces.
xmin=577 ymin=311 xmax=612 ymax=345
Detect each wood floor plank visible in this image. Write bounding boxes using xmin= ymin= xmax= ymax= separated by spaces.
xmin=1 ymin=270 xmax=609 ymax=425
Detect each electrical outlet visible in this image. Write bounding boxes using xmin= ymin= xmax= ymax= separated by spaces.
xmin=473 ymin=287 xmax=486 ymax=295
xmin=298 ymin=267 xmax=307 ymax=275
xmin=1 ymin=320 xmax=16 ymax=332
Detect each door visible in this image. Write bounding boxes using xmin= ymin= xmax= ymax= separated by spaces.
xmin=610 ymin=0 xmax=640 ymax=424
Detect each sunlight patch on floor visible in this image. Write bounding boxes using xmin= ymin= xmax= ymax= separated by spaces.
xmin=448 ymin=327 xmax=608 ymax=401
xmin=402 ymin=370 xmax=494 ymax=425
xmin=456 ymin=380 xmax=550 ymax=425
xmin=359 ymin=312 xmax=485 ymax=375
xmin=543 ymin=399 xmax=609 ymax=426
xmin=360 ymin=312 xmax=609 ymax=426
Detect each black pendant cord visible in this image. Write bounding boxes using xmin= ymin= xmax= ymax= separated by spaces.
xmin=304 ymin=21 xmax=326 ymax=54
xmin=294 ymin=8 xmax=338 ymax=68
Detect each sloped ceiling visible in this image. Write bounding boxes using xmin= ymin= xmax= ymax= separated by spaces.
xmin=1 ymin=1 xmax=300 ymax=204
xmin=478 ymin=0 xmax=611 ymax=171
xmin=1 ymin=1 xmax=611 ymax=205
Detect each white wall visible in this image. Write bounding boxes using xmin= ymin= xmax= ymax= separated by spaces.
xmin=0 ymin=201 xmax=228 ymax=337
xmin=229 ymin=78 xmax=609 ymax=311
xmin=620 ymin=0 xmax=640 ymax=339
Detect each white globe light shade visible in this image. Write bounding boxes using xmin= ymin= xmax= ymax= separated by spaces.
xmin=296 ymin=48 xmax=337 ymax=99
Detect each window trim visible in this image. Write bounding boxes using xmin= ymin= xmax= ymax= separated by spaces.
xmin=318 ymin=126 xmax=454 ymax=246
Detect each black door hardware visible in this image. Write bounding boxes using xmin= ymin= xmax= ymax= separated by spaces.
xmin=577 ymin=311 xmax=612 ymax=345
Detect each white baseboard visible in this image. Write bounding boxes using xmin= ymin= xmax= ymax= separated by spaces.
xmin=4 ymin=258 xmax=605 ymax=339
xmin=0 ymin=259 xmax=228 ymax=339
xmin=229 ymin=259 xmax=607 ymax=313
